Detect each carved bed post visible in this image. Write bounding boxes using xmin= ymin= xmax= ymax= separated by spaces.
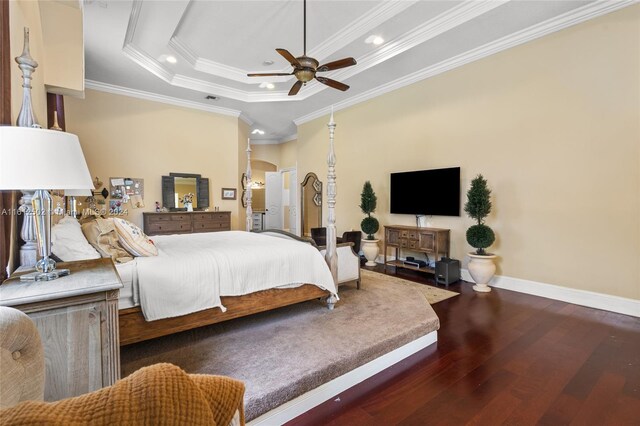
xmin=15 ymin=28 xmax=40 ymax=267
xmin=245 ymin=138 xmax=253 ymax=232
xmin=325 ymin=107 xmax=338 ymax=309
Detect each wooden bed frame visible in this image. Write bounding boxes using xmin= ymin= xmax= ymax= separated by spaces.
xmin=119 ymin=114 xmax=341 ymax=346
xmin=119 ymin=285 xmax=329 ymax=345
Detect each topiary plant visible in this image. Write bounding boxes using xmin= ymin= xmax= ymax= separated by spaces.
xmin=360 ymin=181 xmax=379 ymax=240
xmin=464 ymin=174 xmax=495 ymax=255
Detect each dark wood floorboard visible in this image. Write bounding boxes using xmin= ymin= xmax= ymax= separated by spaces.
xmin=287 ymin=264 xmax=640 ymax=426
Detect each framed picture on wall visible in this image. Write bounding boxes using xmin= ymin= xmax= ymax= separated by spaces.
xmin=222 ymin=188 xmax=237 ymax=200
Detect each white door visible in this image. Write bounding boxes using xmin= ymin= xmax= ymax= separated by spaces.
xmin=265 ymin=171 xmax=283 ymax=229
xmin=288 ymin=169 xmax=298 ymax=236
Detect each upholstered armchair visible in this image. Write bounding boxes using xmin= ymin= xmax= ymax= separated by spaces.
xmin=0 ymin=307 xmax=245 ymax=425
xmin=0 ymin=307 xmax=45 ymax=409
xmin=309 ymin=228 xmax=361 ymax=289
xmin=310 ymin=227 xmax=327 ymax=246
xmin=310 ymin=227 xmax=362 ymax=254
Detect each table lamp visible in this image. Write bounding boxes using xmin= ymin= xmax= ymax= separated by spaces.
xmin=0 ymin=127 xmax=94 ymax=281
xmin=65 ymin=188 xmax=92 ymax=218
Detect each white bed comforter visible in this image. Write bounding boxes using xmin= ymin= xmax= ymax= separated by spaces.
xmin=135 ymin=231 xmax=337 ymax=321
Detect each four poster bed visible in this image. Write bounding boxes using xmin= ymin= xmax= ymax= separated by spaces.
xmin=117 ymin=112 xmax=356 ymax=345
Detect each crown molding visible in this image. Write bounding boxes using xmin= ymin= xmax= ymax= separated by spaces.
xmin=308 ymin=1 xmax=418 ymax=63
xmin=250 ymin=138 xmax=282 ymax=146
xmin=280 ymin=133 xmax=297 ymax=144
xmin=123 ymin=0 xmax=142 ymax=46
xmin=239 ymin=112 xmax=253 ymax=126
xmin=166 ymin=1 xmax=417 ymax=85
xmin=84 ymin=80 xmax=243 ymax=118
xmin=295 ymin=0 xmax=637 ymax=126
xmin=169 ymin=36 xmax=293 ymax=85
xmin=123 ymin=0 xmax=503 ymax=103
xmin=293 ymin=0 xmax=510 ymax=100
xmin=122 ymin=44 xmax=173 ymax=82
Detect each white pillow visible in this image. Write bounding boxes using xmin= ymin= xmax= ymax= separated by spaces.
xmin=51 ymin=216 xmax=101 ymax=261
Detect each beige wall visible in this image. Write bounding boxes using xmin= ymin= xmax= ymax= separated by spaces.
xmin=39 ymin=0 xmax=84 ymax=96
xmin=250 ymin=139 xmax=298 ymax=171
xmin=251 ymin=144 xmax=281 ymax=168
xmin=65 ymin=89 xmax=242 ymax=229
xmin=279 ymin=139 xmax=298 ymax=170
xmin=298 ymin=6 xmax=640 ymax=300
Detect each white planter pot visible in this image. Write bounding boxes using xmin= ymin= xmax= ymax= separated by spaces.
xmin=362 ymin=239 xmax=380 ymax=267
xmin=467 ymin=253 xmax=497 ymax=293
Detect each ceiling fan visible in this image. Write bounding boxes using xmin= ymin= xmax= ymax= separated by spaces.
xmin=247 ymin=0 xmax=357 ymax=96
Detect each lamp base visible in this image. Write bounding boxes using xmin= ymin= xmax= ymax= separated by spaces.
xmin=20 ymin=268 xmax=71 ymax=282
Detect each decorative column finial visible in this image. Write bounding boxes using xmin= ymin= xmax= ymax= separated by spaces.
xmin=15 ymin=28 xmax=41 ymax=267
xmin=245 ymin=138 xmax=253 ymax=232
xmin=325 ymin=106 xmax=338 ymax=306
xmin=15 ymin=27 xmax=40 ymax=128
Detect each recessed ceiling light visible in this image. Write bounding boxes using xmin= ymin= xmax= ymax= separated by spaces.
xmin=365 ymin=35 xmax=384 ymax=45
xmin=263 ymin=60 xmax=274 ymax=66
xmin=252 ymin=129 xmax=265 ymax=135
xmin=259 ymin=82 xmax=275 ymax=89
xmin=166 ymin=55 xmax=177 ymax=64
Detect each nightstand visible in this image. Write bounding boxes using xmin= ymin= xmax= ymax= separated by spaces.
xmin=0 ymin=258 xmax=123 ymax=401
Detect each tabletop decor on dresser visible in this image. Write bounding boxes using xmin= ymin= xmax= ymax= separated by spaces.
xmin=360 ymin=181 xmax=380 ymax=266
xmin=465 ymin=174 xmax=497 ymax=292
xmin=0 ymin=258 xmax=123 ymax=401
xmin=0 ymin=127 xmax=94 ymax=281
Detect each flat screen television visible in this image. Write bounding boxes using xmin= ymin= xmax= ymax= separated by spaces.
xmin=390 ymin=167 xmax=460 ymax=216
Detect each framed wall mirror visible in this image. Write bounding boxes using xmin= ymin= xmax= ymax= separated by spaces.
xmin=300 ymin=172 xmax=322 ymax=237
xmin=162 ymin=173 xmax=210 ymax=211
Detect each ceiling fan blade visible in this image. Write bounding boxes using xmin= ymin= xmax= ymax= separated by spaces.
xmin=247 ymin=73 xmax=293 ymax=77
xmin=288 ymin=80 xmax=303 ymax=96
xmin=317 ymin=57 xmax=357 ymax=72
xmin=276 ymin=49 xmax=301 ymax=68
xmin=315 ymin=76 xmax=349 ymax=91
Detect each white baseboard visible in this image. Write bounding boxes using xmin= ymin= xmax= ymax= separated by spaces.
xmin=248 ymin=331 xmax=438 ymax=426
xmin=376 ymin=256 xmax=638 ymax=317
xmin=461 ymin=269 xmax=640 ymax=318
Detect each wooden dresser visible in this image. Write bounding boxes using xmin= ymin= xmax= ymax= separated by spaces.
xmin=0 ymin=258 xmax=122 ymax=401
xmin=143 ymin=211 xmax=231 ymax=236
xmin=384 ymin=225 xmax=450 ymax=276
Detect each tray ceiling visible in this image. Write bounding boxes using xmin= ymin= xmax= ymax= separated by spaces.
xmin=83 ymin=0 xmax=634 ymax=142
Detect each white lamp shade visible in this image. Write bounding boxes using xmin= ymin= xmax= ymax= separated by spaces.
xmin=0 ymin=127 xmax=94 ymax=191
xmin=64 ymin=189 xmax=92 ymax=196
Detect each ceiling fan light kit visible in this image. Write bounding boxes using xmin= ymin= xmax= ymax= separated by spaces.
xmin=248 ymin=0 xmax=356 ymax=96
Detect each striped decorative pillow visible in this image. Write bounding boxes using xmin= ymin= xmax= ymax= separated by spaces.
xmin=113 ymin=218 xmax=158 ymax=257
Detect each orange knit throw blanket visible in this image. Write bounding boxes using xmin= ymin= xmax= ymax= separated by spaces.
xmin=0 ymin=363 xmax=245 ymax=426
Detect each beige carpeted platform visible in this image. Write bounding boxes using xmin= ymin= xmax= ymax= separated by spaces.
xmin=121 ymin=270 xmax=453 ymax=420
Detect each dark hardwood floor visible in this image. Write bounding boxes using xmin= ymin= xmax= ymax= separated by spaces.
xmin=287 ymin=265 xmax=640 ymax=426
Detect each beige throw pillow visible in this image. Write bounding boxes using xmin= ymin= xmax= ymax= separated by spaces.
xmin=113 ymin=218 xmax=158 ymax=257
xmin=81 ymin=218 xmax=133 ymax=263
